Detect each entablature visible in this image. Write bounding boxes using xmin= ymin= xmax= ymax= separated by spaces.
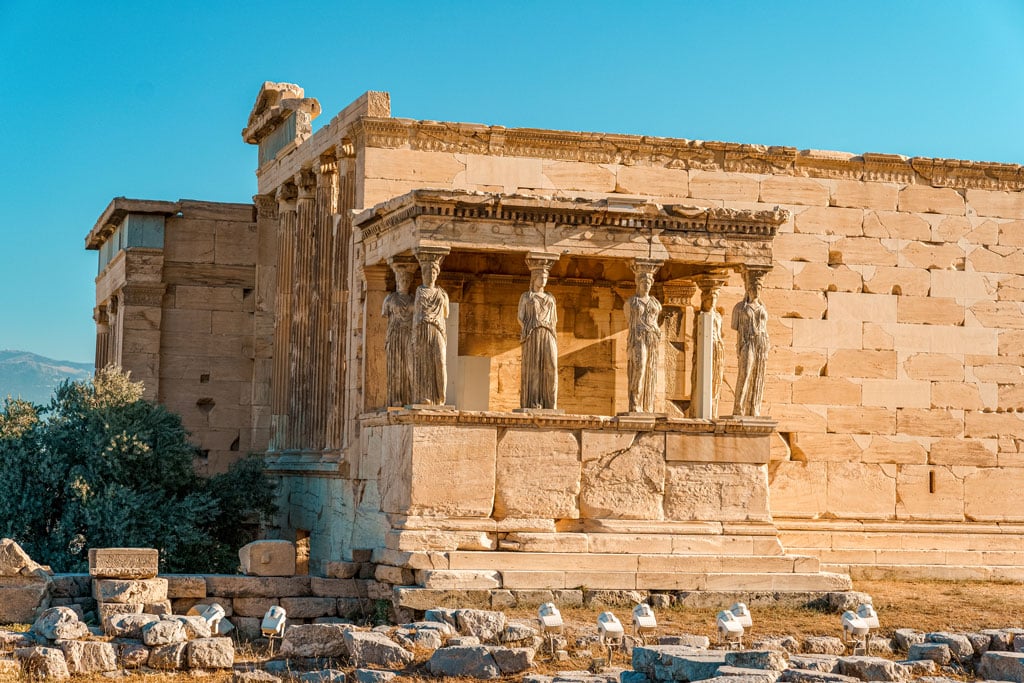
xmin=353 ymin=189 xmax=786 ymax=274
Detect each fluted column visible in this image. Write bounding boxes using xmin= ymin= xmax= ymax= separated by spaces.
xmin=310 ymin=153 xmax=338 ymax=453
xmin=270 ymin=183 xmax=297 ymax=452
xmin=93 ymin=305 xmax=110 ymax=370
xmin=290 ymin=170 xmax=317 ymax=451
xmin=326 ymin=142 xmax=355 ymax=459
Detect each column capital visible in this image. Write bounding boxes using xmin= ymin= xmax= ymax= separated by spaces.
xmin=295 ymin=169 xmax=317 ymax=199
xmin=253 ymin=193 xmax=279 ymax=219
xmin=276 ymin=182 xmax=298 ymax=211
xmin=662 ymin=280 xmax=696 ymax=308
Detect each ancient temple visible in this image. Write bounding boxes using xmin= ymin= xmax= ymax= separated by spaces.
xmin=87 ymin=82 xmax=1024 ymax=599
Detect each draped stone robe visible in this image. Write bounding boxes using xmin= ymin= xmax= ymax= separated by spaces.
xmin=732 ymin=299 xmax=770 ymax=416
xmin=413 ymin=285 xmax=449 ymax=404
xmin=382 ymin=291 xmax=414 ymax=406
xmin=518 ymin=290 xmax=558 ymax=409
xmin=625 ymin=294 xmax=662 ymax=413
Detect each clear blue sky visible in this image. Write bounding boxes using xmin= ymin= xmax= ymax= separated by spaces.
xmin=1 ymin=1 xmax=1022 ymax=363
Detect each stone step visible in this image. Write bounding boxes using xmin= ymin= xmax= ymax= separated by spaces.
xmin=822 ymin=563 xmax=1024 ymax=582
xmin=778 ymin=525 xmax=1024 ymax=553
xmin=497 ymin=569 xmax=851 ymax=591
xmin=793 ymin=547 xmax=1024 ymax=567
xmin=447 ymin=551 xmax=818 ymax=574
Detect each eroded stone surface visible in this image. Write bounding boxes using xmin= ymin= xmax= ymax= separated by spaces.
xmin=580 ymin=431 xmax=665 ymax=520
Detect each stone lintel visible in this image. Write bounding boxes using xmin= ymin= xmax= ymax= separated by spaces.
xmin=86 ymin=198 xmax=179 ymax=250
xmin=354 ymin=189 xmax=785 ymax=269
xmin=360 ymin=408 xmax=776 ymax=435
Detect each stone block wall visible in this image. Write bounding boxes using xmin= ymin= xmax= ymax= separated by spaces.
xmin=355 ymin=129 xmax=1024 ymax=528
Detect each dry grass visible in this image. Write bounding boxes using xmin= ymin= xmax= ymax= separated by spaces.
xmin=3 ymin=580 xmax=1023 ymax=682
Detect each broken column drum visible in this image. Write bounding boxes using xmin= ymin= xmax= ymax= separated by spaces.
xmin=625 ymin=258 xmax=664 ymax=413
xmin=413 ymin=248 xmax=449 ymax=405
xmin=382 ymin=258 xmax=417 ymax=407
xmin=518 ymin=253 xmax=559 ymax=410
xmin=731 ymin=268 xmax=770 ymax=417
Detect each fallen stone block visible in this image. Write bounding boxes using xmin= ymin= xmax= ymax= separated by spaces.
xmin=233 ymin=671 xmax=283 ymax=683
xmin=962 ymin=632 xmax=990 ymax=656
xmin=31 ymin=606 xmax=89 ymax=641
xmin=428 ymin=644 xmax=501 ymax=679
xmin=715 ymin=665 xmax=781 ymax=683
xmin=0 ymin=579 xmax=50 ymax=624
xmin=118 ymin=641 xmax=149 ymax=669
xmin=144 ymin=600 xmax=173 ymax=616
xmin=804 ymin=637 xmax=845 ymax=656
xmin=88 ymin=548 xmax=158 ymax=579
xmin=355 ymin=669 xmax=395 ymax=683
xmin=867 ymin=636 xmax=894 ymax=657
xmin=413 ymin=628 xmax=443 ymax=650
xmin=455 ymin=609 xmax=507 ymax=643
xmin=239 ymin=540 xmax=297 ymax=577
xmin=909 ymin=643 xmax=951 ymax=665
xmin=0 ymin=629 xmax=35 ymax=651
xmin=926 ymin=632 xmax=974 ymax=660
xmin=299 ymin=669 xmax=347 ymax=682
xmin=980 ymin=628 xmax=1015 ymax=651
xmin=405 ymin=619 xmax=455 ymax=636
xmin=103 ymin=612 xmax=159 ymax=638
xmin=15 ymin=646 xmax=69 ymax=680
xmin=492 ymin=646 xmax=535 ymax=674
xmin=0 ymin=539 xmax=46 ymax=576
xmin=897 ymin=659 xmax=936 ymax=677
xmin=752 ymin=636 xmax=800 ymax=653
xmin=978 ymin=651 xmax=1024 ymax=683
xmin=837 ymin=655 xmax=902 ymax=681
xmin=632 ymin=645 xmax=727 ymax=682
xmin=789 ymin=655 xmax=840 ymax=673
xmin=142 ymin=618 xmax=188 ymax=646
xmin=725 ymin=650 xmax=789 ymax=671
xmin=60 ymin=640 xmax=117 ymax=674
xmin=187 ymin=637 xmax=234 ymax=669
xmin=94 ymin=577 xmax=168 ymax=604
xmin=148 ymin=641 xmax=188 ymax=670
xmin=279 ymin=623 xmax=355 ymax=658
xmin=174 ymin=614 xmax=213 ymax=639
xmin=659 ymin=634 xmax=711 ymax=648
xmin=693 ymin=676 xmax=770 ymax=683
xmin=779 ymin=669 xmax=859 ymax=683
xmin=450 ymin=636 xmax=482 ymax=646
xmin=893 ymin=628 xmax=925 ymax=652
xmin=344 ymin=630 xmax=413 ymax=668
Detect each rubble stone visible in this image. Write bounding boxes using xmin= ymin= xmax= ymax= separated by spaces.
xmin=908 ymin=642 xmax=951 ymax=665
xmin=837 ymin=655 xmax=902 ymax=681
xmin=299 ymin=669 xmax=347 ymax=683
xmin=148 ymin=641 xmax=188 ymax=670
xmin=279 ymin=623 xmax=354 ymax=658
xmin=103 ymin=612 xmax=159 ymax=638
xmin=456 ymin=609 xmax=507 ymax=643
xmin=978 ymin=651 xmax=1024 ymax=682
xmin=804 ymin=637 xmax=845 ymax=656
xmin=118 ymin=641 xmax=149 ymax=669
xmin=187 ymin=637 xmax=234 ymax=669
xmin=926 ymin=632 xmax=974 ymax=660
xmin=15 ymin=646 xmax=70 ymax=680
xmin=344 ymin=630 xmax=413 ymax=668
xmin=142 ymin=619 xmax=188 ymax=646
xmin=31 ymin=607 xmax=89 ymax=641
xmin=60 ymin=640 xmax=117 ymax=674
xmin=725 ymin=650 xmax=789 ymax=671
xmin=427 ymin=644 xmax=501 ymax=679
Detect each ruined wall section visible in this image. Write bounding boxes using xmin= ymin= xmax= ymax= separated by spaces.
xmin=354 ymin=120 xmax=1024 ymax=529
xmin=157 ymin=201 xmax=259 ymax=476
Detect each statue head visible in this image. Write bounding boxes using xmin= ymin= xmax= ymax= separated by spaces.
xmin=530 ymin=269 xmax=549 ymax=293
xmin=394 ymin=266 xmax=414 ymax=294
xmin=635 ymin=270 xmax=654 ymax=297
xmin=744 ymin=269 xmax=766 ymax=303
xmin=700 ymin=287 xmax=719 ymax=312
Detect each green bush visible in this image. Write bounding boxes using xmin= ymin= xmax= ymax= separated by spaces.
xmin=0 ymin=367 xmax=277 ymax=573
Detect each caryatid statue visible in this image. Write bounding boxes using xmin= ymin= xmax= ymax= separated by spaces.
xmin=731 ymin=267 xmax=771 ymax=417
xmin=625 ymin=258 xmax=664 ymax=413
xmin=518 ymin=252 xmax=560 ymax=410
xmin=382 ymin=256 xmax=418 ymax=407
xmin=412 ymin=247 xmax=451 ymax=405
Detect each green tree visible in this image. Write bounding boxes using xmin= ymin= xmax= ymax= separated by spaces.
xmin=0 ymin=367 xmax=277 ymax=573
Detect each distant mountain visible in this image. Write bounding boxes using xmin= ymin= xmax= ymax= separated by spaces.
xmin=0 ymin=350 xmax=94 ymax=404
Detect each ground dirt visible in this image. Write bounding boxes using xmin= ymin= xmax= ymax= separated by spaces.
xmin=3 ymin=580 xmax=1022 ymax=682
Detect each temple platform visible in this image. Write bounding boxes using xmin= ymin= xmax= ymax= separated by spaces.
xmin=357 ymin=408 xmax=852 ymax=595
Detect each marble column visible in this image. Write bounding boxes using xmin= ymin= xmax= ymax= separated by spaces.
xmin=270 ymin=182 xmax=297 ymax=452
xmin=689 ymin=270 xmax=729 ymax=419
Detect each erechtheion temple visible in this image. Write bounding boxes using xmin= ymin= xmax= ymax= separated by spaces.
xmin=86 ymin=82 xmax=1024 ymax=602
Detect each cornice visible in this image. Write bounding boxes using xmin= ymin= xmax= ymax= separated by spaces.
xmin=356 ymin=117 xmax=1024 ymax=192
